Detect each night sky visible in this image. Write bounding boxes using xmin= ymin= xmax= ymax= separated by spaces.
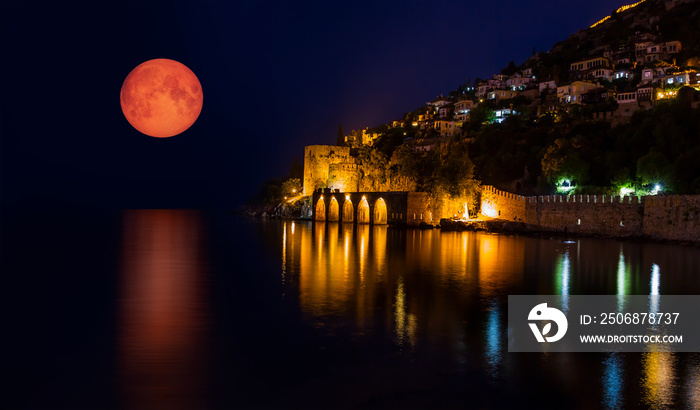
xmin=1 ymin=0 xmax=632 ymax=209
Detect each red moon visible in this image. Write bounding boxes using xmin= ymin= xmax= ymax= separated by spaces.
xmin=120 ymin=59 xmax=203 ymax=138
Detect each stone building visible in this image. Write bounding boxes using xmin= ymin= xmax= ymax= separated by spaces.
xmin=303 ymin=145 xmax=359 ymax=195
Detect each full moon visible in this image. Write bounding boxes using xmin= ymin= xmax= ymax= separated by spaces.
xmin=120 ymin=59 xmax=203 ymax=138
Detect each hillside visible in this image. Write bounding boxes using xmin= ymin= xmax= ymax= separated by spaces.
xmin=254 ymin=0 xmax=700 ymax=211
xmin=532 ymin=0 xmax=700 ymax=83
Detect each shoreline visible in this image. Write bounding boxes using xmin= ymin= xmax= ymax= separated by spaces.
xmin=439 ymin=218 xmax=700 ymax=247
xmin=239 ymin=212 xmax=700 ymax=247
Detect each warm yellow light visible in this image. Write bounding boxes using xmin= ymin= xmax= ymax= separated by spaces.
xmin=292 ymin=189 xmax=296 ymax=193
xmin=590 ymin=16 xmax=610 ymax=28
xmin=591 ymin=0 xmax=646 ymax=28
xmin=481 ymin=202 xmax=498 ymax=218
xmin=616 ymin=0 xmax=646 ymax=13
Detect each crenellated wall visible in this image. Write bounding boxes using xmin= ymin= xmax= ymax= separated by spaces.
xmin=481 ymin=185 xmax=700 ymax=242
xmin=481 ymin=186 xmax=531 ymax=222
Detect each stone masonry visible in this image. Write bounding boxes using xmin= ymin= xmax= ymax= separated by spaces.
xmin=481 ymin=185 xmax=700 ymax=241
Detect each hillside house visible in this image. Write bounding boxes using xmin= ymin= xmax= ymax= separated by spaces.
xmin=581 ymin=87 xmax=613 ymax=105
xmin=557 ymin=81 xmax=598 ymax=104
xmin=487 ymin=89 xmax=517 ymax=101
xmin=438 ymin=103 xmax=454 ymax=119
xmin=616 ymin=91 xmax=637 ymax=104
xmin=434 ymin=120 xmax=461 ymax=138
xmin=507 ymin=74 xmax=533 ymax=90
xmin=612 ymin=69 xmax=634 ymax=81
xmin=454 ymin=99 xmax=474 ymax=122
xmin=569 ymin=56 xmax=610 ymax=72
xmin=427 ymin=95 xmax=451 ymax=108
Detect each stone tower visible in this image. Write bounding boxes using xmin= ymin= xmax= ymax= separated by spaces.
xmin=303 ymin=145 xmax=359 ymax=195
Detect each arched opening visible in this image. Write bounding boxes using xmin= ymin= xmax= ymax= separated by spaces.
xmin=358 ymin=197 xmax=370 ymax=224
xmin=315 ymin=198 xmax=326 ymax=221
xmin=374 ymin=198 xmax=387 ymax=225
xmin=343 ymin=199 xmax=354 ymax=223
xmin=329 ymin=197 xmax=339 ymax=222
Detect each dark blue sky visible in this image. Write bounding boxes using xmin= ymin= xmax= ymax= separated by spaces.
xmin=1 ymin=0 xmax=631 ymax=209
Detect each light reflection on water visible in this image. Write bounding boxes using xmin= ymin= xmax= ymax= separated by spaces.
xmin=282 ymin=221 xmax=700 ymax=408
xmin=602 ymin=353 xmax=624 ymax=409
xmin=484 ymin=301 xmax=502 ymax=379
xmin=11 ymin=211 xmax=700 ymax=409
xmin=642 ymin=352 xmax=677 ymax=408
xmin=119 ymin=210 xmax=208 ymax=410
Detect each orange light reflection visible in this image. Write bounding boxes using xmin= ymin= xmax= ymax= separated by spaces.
xmin=119 ymin=210 xmax=208 ymax=410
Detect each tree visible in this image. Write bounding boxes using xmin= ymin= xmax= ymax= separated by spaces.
xmin=281 ymin=178 xmax=302 ymax=196
xmin=336 ymin=124 xmax=345 ymax=146
xmin=467 ymin=104 xmax=495 ymax=132
xmin=636 ymin=150 xmax=672 ymax=187
xmin=391 ymin=143 xmax=439 ymax=191
xmin=436 ymin=140 xmax=477 ymax=198
xmin=541 ymin=138 xmax=589 ymax=186
xmin=501 ymin=60 xmax=518 ymax=76
xmin=357 ymin=147 xmax=389 ymax=191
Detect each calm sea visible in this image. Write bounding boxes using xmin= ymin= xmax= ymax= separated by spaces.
xmin=1 ymin=209 xmax=699 ymax=409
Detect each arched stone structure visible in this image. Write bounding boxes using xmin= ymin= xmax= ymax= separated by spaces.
xmin=343 ymin=198 xmax=354 ymax=223
xmin=358 ymin=197 xmax=370 ymax=224
xmin=329 ymin=197 xmax=339 ymax=222
xmin=315 ymin=197 xmax=326 ymax=221
xmin=374 ymin=198 xmax=387 ymax=224
xmin=311 ymin=190 xmax=431 ymax=226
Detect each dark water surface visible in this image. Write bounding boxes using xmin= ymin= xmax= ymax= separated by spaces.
xmin=1 ymin=209 xmax=699 ymax=409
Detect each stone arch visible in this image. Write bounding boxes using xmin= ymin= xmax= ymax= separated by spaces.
xmin=343 ymin=198 xmax=354 ymax=223
xmin=315 ymin=197 xmax=326 ymax=221
xmin=374 ymin=198 xmax=387 ymax=225
xmin=358 ymin=197 xmax=370 ymax=224
xmin=329 ymin=197 xmax=339 ymax=222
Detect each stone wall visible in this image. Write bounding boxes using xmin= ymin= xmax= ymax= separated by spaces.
xmin=303 ymin=145 xmax=356 ymax=195
xmin=407 ymin=192 xmax=433 ymax=224
xmin=643 ymin=195 xmax=700 ymax=241
xmin=328 ymin=163 xmax=360 ymax=192
xmin=432 ymin=194 xmax=474 ymax=221
xmin=481 ymin=185 xmax=700 ymax=242
xmin=535 ymin=194 xmax=643 ymax=237
xmin=481 ymin=186 xmax=531 ymax=222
